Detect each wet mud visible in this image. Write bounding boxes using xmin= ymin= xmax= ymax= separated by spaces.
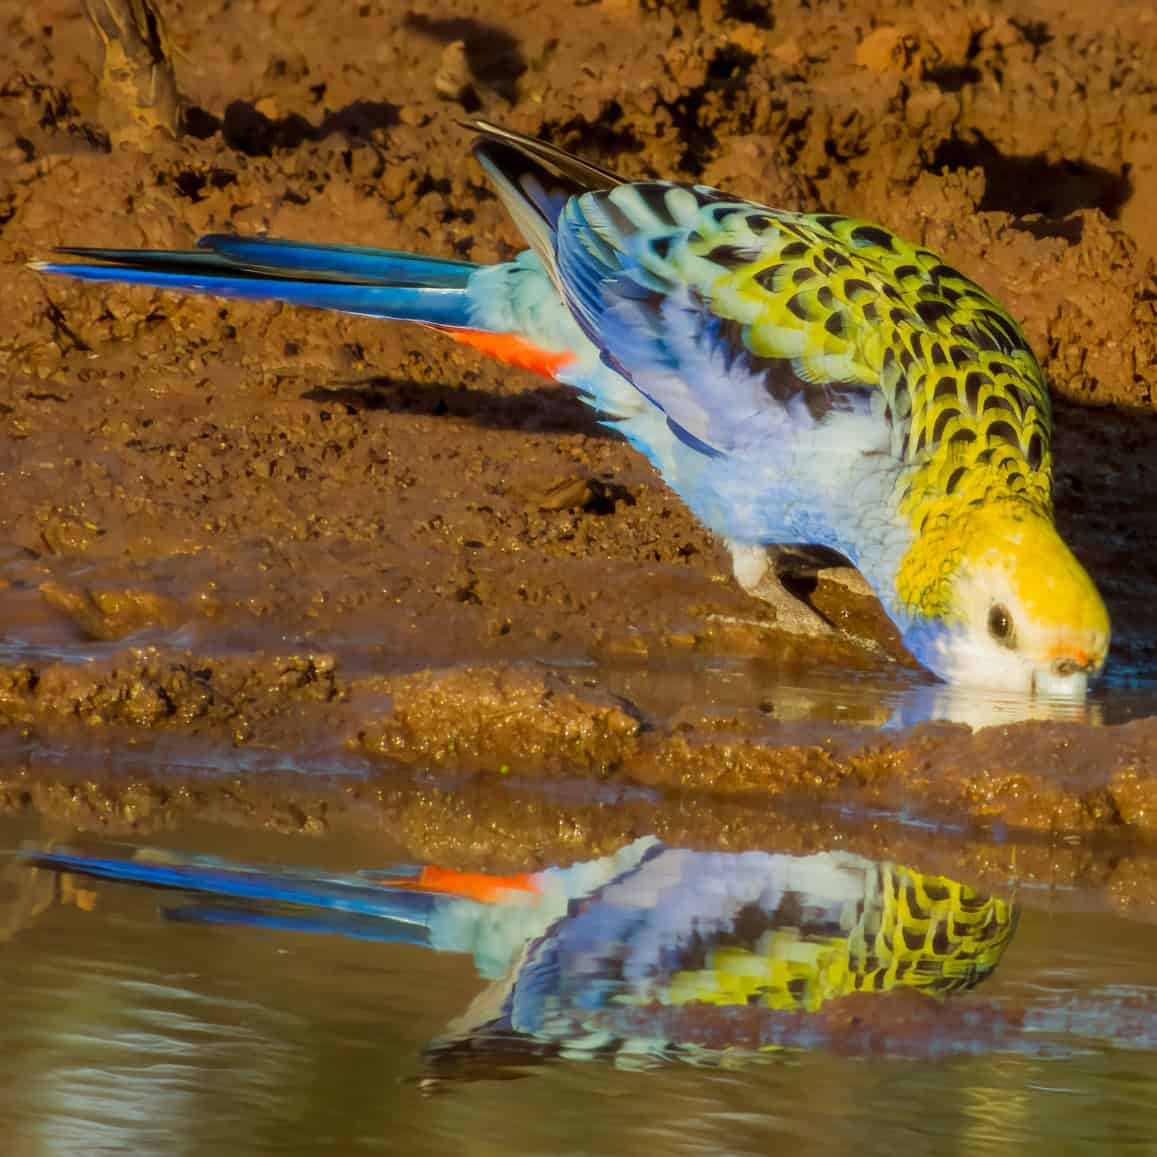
xmin=1 ymin=0 xmax=1156 ymax=898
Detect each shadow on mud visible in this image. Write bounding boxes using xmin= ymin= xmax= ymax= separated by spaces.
xmin=183 ymin=98 xmax=400 ymax=156
xmin=305 ymin=376 xmax=612 ymax=438
xmin=403 ymin=13 xmax=527 ymax=103
xmin=1051 ymin=400 xmax=1157 ymax=679
xmin=932 ymin=131 xmax=1132 ymax=220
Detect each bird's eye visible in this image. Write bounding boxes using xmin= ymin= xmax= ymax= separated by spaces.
xmin=988 ymin=603 xmax=1015 ymax=647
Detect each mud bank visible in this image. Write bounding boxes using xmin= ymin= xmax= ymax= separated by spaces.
xmin=0 ymin=650 xmax=1154 ymax=822
xmin=1 ymin=0 xmax=1156 ymax=883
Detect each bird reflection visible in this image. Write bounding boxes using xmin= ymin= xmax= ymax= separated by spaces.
xmin=22 ymin=838 xmax=1016 ymax=1077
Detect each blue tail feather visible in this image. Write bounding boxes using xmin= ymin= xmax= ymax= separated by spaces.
xmin=33 ymin=235 xmax=480 ymax=327
xmin=197 ymin=234 xmax=477 ymax=287
xmin=27 ymin=850 xmax=441 ymax=927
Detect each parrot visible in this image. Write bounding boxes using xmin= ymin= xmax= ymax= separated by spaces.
xmin=23 ymin=837 xmax=1017 ymax=1072
xmin=31 ymin=120 xmax=1110 ymax=694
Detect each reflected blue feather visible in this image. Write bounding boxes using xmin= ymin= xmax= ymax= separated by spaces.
xmin=164 ymin=904 xmax=432 ymax=945
xmin=28 ymin=851 xmax=438 ymax=924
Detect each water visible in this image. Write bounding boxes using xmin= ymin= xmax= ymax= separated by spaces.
xmin=1 ymin=814 xmax=1155 ymax=1155
xmin=583 ymin=652 xmax=1157 ymax=729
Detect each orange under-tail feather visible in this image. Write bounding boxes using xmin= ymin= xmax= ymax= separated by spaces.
xmin=377 ymin=865 xmax=540 ymax=904
xmin=435 ymin=327 xmax=576 ymax=380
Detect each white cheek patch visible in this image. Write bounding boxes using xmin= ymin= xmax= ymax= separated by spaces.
xmin=939 ymin=563 xmax=1095 ymax=696
xmin=936 ymin=631 xmax=1037 ymax=694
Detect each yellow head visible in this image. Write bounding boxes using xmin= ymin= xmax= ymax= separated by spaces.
xmin=902 ymin=505 xmax=1110 ymax=696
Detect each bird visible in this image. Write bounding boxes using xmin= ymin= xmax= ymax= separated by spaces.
xmin=24 ymin=837 xmax=1017 ymax=1072
xmin=31 ymin=120 xmax=1110 ymax=694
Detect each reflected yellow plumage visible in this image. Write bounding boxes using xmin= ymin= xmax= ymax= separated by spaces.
xmin=659 ymin=863 xmax=1016 ymax=1012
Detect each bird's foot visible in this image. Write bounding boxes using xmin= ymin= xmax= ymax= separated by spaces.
xmin=724 ymin=542 xmax=837 ymax=638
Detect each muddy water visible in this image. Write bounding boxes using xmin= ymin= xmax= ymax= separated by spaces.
xmin=2 ymin=812 xmax=1157 ymax=1156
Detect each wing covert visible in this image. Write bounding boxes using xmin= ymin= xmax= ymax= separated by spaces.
xmin=552 ymin=184 xmax=1051 ymax=509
